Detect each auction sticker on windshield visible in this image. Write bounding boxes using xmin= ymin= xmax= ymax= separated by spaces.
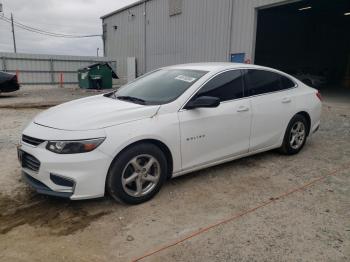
xmin=175 ymin=75 xmax=197 ymax=83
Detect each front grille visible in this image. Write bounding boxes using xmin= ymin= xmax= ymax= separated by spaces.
xmin=22 ymin=135 xmax=45 ymax=146
xmin=22 ymin=152 xmax=41 ymax=172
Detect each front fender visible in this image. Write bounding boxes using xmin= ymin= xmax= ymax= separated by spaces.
xmin=100 ymin=113 xmax=182 ymax=174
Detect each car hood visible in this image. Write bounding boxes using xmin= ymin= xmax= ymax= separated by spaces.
xmin=34 ymin=95 xmax=160 ymax=131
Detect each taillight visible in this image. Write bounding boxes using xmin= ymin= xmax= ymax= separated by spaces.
xmin=316 ymin=90 xmax=322 ymax=101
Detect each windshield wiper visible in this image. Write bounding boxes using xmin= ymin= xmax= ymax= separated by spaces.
xmin=112 ymin=91 xmax=117 ymax=99
xmin=117 ymin=95 xmax=146 ymax=104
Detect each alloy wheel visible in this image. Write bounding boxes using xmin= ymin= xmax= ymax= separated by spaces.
xmin=121 ymin=154 xmax=161 ymax=197
xmin=289 ymin=121 xmax=306 ymax=150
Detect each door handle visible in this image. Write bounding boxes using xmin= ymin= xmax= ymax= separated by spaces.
xmin=282 ymin=97 xmax=291 ymax=103
xmin=237 ymin=106 xmax=249 ymax=112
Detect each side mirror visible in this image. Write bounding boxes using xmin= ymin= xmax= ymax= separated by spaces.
xmin=185 ymin=96 xmax=220 ymax=110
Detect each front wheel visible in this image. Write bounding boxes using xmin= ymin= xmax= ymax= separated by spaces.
xmin=279 ymin=114 xmax=308 ymax=155
xmin=106 ymin=143 xmax=167 ymax=204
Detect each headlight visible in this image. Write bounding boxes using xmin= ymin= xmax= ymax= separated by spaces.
xmin=46 ymin=138 xmax=105 ymax=154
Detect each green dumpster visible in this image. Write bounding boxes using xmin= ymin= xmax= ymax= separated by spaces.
xmin=78 ymin=62 xmax=118 ymax=89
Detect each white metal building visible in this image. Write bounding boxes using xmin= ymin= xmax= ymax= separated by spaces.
xmin=101 ymin=0 xmax=350 ymax=89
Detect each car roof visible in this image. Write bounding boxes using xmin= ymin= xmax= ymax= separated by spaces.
xmin=163 ymin=62 xmax=262 ymax=72
xmin=162 ymin=63 xmax=297 ymax=80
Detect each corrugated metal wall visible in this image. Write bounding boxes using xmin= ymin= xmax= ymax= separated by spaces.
xmin=230 ymin=0 xmax=300 ymax=62
xmin=103 ymin=0 xmax=297 ymax=80
xmin=103 ymin=3 xmax=145 ymax=81
xmin=103 ymin=0 xmax=232 ymax=79
xmin=0 ymin=52 xmax=115 ymax=85
xmin=145 ymin=0 xmax=232 ymax=72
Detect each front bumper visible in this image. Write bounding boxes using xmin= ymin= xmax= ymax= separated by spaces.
xmin=22 ymin=171 xmax=73 ymax=198
xmin=19 ymin=124 xmax=113 ymax=200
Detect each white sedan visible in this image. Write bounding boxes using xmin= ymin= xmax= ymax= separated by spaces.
xmin=18 ymin=63 xmax=322 ymax=204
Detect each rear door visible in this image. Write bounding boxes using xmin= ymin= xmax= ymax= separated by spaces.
xmin=243 ymin=69 xmax=296 ymax=151
xmin=178 ymin=70 xmax=252 ymax=171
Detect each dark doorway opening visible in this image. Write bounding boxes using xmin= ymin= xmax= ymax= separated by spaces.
xmin=255 ymin=0 xmax=350 ymax=93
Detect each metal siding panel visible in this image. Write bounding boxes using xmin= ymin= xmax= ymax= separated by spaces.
xmin=145 ymin=0 xmax=231 ymax=72
xmin=103 ymin=3 xmax=145 ymax=82
xmin=230 ymin=0 xmax=300 ymax=62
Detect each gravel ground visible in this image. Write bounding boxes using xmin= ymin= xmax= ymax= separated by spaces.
xmin=0 ymin=89 xmax=349 ymax=262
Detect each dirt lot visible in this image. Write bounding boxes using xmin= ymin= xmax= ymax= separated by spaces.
xmin=0 ymin=87 xmax=349 ymax=262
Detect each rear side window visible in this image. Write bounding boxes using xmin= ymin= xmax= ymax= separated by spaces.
xmin=195 ymin=70 xmax=244 ymax=102
xmin=243 ymin=69 xmax=295 ymax=96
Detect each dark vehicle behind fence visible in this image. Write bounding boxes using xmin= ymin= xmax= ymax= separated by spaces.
xmin=0 ymin=71 xmax=20 ymax=93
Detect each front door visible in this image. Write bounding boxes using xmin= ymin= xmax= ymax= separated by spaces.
xmin=178 ymin=70 xmax=252 ymax=171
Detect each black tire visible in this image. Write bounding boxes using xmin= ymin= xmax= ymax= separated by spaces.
xmin=106 ymin=143 xmax=167 ymax=205
xmin=279 ymin=114 xmax=308 ymax=155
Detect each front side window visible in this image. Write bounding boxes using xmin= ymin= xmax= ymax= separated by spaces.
xmin=243 ymin=69 xmax=295 ymax=96
xmin=194 ymin=70 xmax=244 ymax=102
xmin=115 ymin=69 xmax=208 ymax=105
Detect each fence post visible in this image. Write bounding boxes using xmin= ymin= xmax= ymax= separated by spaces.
xmin=60 ymin=72 xmax=64 ymax=88
xmin=50 ymin=58 xmax=54 ymax=85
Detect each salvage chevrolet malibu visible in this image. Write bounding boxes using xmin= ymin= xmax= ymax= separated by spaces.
xmin=18 ymin=63 xmax=322 ymax=204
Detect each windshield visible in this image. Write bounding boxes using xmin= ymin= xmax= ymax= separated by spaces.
xmin=115 ymin=69 xmax=208 ymax=105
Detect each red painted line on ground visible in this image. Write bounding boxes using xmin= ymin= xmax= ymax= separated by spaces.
xmin=131 ymin=163 xmax=350 ymax=262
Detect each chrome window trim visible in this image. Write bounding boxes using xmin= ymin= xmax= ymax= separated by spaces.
xmin=179 ymin=67 xmax=298 ymax=112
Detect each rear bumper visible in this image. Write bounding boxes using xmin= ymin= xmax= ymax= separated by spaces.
xmin=312 ymin=123 xmax=320 ymax=134
xmin=309 ymin=120 xmax=320 ymax=136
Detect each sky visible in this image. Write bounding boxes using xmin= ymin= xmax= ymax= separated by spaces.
xmin=0 ymin=0 xmax=138 ymax=57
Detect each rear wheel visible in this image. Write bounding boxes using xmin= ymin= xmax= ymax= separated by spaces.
xmin=279 ymin=114 xmax=308 ymax=155
xmin=106 ymin=143 xmax=167 ymax=204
